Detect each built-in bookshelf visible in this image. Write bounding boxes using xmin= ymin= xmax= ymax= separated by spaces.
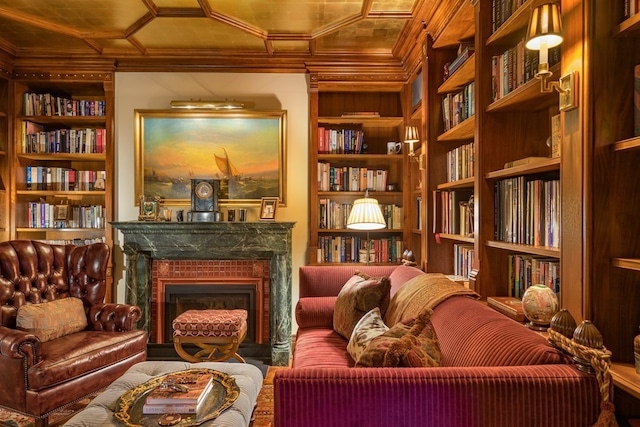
xmin=10 ymin=70 xmax=115 ymax=300
xmin=590 ymin=1 xmax=640 ymax=412
xmin=308 ymin=90 xmax=408 ymax=265
xmin=0 ymin=73 xmax=8 ymax=243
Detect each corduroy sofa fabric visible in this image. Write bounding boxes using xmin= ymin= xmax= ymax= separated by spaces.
xmin=276 ymin=265 xmax=601 ymax=427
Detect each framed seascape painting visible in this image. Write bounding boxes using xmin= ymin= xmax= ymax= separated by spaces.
xmin=134 ymin=109 xmax=287 ymax=206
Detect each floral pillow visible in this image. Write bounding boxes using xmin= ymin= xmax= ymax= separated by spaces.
xmin=333 ymin=271 xmax=391 ymax=339
xmin=347 ymin=307 xmax=389 ymax=364
xmin=357 ymin=308 xmax=441 ymax=368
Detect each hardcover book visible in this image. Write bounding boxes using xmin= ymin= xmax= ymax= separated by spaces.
xmin=145 ymin=372 xmax=214 ymax=406
xmin=635 ymin=64 xmax=640 ymax=137
xmin=487 ymin=296 xmax=526 ymax=322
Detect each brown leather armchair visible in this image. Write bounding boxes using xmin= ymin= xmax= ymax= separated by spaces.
xmin=0 ymin=240 xmax=147 ymax=426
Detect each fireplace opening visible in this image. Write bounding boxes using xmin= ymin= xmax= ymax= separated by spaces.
xmin=165 ymin=284 xmax=256 ymax=344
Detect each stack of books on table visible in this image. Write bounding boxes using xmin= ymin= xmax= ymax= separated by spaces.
xmin=143 ymin=372 xmax=214 ymax=415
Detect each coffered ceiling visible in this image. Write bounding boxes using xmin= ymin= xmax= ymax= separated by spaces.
xmin=0 ymin=0 xmax=466 ymax=77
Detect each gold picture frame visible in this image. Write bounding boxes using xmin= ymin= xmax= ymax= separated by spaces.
xmin=134 ymin=109 xmax=287 ymax=207
xmin=259 ymin=197 xmax=278 ymax=221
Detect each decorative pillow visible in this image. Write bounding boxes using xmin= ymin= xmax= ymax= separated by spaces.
xmin=17 ymin=297 xmax=88 ymax=342
xmin=333 ymin=271 xmax=391 ymax=339
xmin=357 ymin=308 xmax=441 ymax=368
xmin=347 ymin=307 xmax=389 ymax=364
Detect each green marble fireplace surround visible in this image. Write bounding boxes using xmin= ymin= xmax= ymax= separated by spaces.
xmin=111 ymin=221 xmax=295 ymax=366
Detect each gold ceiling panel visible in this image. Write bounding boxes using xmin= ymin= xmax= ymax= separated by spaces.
xmin=371 ymin=0 xmax=415 ymax=12
xmin=135 ymin=17 xmax=266 ymax=50
xmin=152 ymin=0 xmax=201 ymax=7
xmin=0 ymin=16 xmax=93 ymax=50
xmin=316 ymin=18 xmax=406 ymax=51
xmin=0 ymin=0 xmax=149 ymax=34
xmin=209 ymin=0 xmax=363 ymax=34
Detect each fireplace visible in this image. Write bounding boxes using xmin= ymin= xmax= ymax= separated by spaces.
xmin=111 ymin=221 xmax=295 ymax=365
xmin=164 ymin=284 xmax=256 ymax=343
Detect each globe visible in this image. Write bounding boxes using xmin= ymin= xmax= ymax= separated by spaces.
xmin=521 ymin=284 xmax=559 ymax=331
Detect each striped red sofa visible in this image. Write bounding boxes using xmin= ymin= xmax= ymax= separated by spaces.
xmin=274 ymin=265 xmax=601 ymax=427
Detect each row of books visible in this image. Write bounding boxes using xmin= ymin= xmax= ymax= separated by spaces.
xmin=508 ymin=254 xmax=560 ymax=299
xmin=143 ymin=371 xmax=214 ymax=415
xmin=26 ymin=167 xmax=106 ymax=191
xmin=442 ymin=82 xmax=474 ymax=132
xmin=491 ymin=0 xmax=527 ymax=33
xmin=317 ymin=126 xmax=365 ymax=154
xmin=317 ymin=235 xmax=403 ymax=264
xmin=494 ymin=176 xmax=560 ymax=248
xmin=491 ymin=41 xmax=560 ymax=102
xmin=317 ymin=163 xmax=390 ymax=192
xmin=446 ymin=141 xmax=474 ymax=183
xmin=432 ymin=189 xmax=474 ymax=235
xmin=318 ymin=199 xmax=403 ymax=230
xmin=453 ymin=244 xmax=474 ymax=278
xmin=26 ymin=203 xmax=105 ymax=229
xmin=34 ymin=237 xmax=106 ymax=245
xmin=624 ymin=0 xmax=640 ymax=19
xmin=415 ymin=196 xmax=422 ymax=230
xmin=23 ymin=121 xmax=107 ymax=154
xmin=22 ymin=92 xmax=106 ymax=117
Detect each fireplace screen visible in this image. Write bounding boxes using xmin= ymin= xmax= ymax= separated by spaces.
xmin=165 ymin=284 xmax=256 ymax=343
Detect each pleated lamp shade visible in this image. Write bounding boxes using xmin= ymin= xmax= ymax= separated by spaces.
xmin=525 ymin=2 xmax=563 ymax=51
xmin=347 ymin=194 xmax=386 ymax=230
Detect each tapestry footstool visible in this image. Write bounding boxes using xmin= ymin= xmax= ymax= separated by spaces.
xmin=63 ymin=361 xmax=263 ymax=427
xmin=173 ymin=309 xmax=248 ymax=363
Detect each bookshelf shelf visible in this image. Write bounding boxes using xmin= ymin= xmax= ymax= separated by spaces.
xmin=485 ymin=0 xmax=534 ymax=46
xmin=439 ymin=233 xmax=474 ymax=244
xmin=486 ymin=240 xmax=560 ymax=258
xmin=486 ymin=64 xmax=560 ymax=113
xmin=614 ymin=13 xmax=640 ymax=36
xmin=610 ymin=363 xmax=640 ymax=399
xmin=437 ymin=116 xmax=475 ymax=142
xmin=438 ymin=55 xmax=475 ymax=94
xmin=17 ymin=115 xmax=106 ymax=125
xmin=431 ymin=0 xmax=474 ymax=49
xmin=485 ymin=157 xmax=560 ymax=180
xmin=612 ymin=136 xmax=640 ymax=152
xmin=17 ymin=153 xmax=106 ymax=161
xmin=436 ymin=177 xmax=474 ymax=190
xmin=317 ymin=154 xmax=403 ymax=162
xmin=317 ymin=117 xmax=404 ymax=127
xmin=612 ymin=258 xmax=640 ymax=272
xmin=16 ymin=190 xmax=105 ymax=196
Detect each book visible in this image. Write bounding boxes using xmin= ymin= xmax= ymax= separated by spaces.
xmin=487 ymin=296 xmax=526 ymax=322
xmin=145 ymin=372 xmax=214 ymax=406
xmin=550 ymin=114 xmax=561 ymax=158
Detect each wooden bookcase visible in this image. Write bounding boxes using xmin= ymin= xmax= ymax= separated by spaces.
xmin=0 ymin=72 xmax=9 ymax=243
xmin=9 ymin=68 xmax=116 ymax=301
xmin=589 ymin=2 xmax=640 ymax=414
xmin=308 ymin=89 xmax=409 ymax=266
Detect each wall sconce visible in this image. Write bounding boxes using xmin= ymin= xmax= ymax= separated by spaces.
xmin=170 ymin=99 xmax=254 ymax=110
xmin=525 ymin=1 xmax=578 ymax=112
xmin=404 ymin=125 xmax=424 ymax=170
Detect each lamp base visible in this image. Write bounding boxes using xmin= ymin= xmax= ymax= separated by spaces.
xmin=526 ymin=321 xmax=550 ymax=331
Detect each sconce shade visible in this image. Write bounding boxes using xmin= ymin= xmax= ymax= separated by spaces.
xmin=347 ymin=195 xmax=386 ymax=230
xmin=404 ymin=125 xmax=420 ymax=143
xmin=525 ymin=2 xmax=563 ymax=51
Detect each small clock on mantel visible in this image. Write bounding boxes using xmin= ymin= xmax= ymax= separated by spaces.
xmin=190 ymin=179 xmax=219 ymax=212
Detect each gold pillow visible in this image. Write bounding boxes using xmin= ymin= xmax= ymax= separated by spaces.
xmin=17 ymin=297 xmax=88 ymax=342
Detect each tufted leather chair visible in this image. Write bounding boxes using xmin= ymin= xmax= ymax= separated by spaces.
xmin=0 ymin=240 xmax=147 ymax=426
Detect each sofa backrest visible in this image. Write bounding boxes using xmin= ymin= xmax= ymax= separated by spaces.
xmin=431 ymin=295 xmax=571 ymax=367
xmin=0 ymin=240 xmax=110 ymax=329
xmin=298 ymin=265 xmax=399 ymax=298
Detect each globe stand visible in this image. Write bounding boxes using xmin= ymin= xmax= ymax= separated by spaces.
xmin=526 ymin=321 xmax=550 ymax=332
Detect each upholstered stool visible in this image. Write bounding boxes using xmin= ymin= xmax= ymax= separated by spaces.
xmin=173 ymin=309 xmax=247 ymax=363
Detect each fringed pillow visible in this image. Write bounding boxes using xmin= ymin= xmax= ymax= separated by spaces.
xmin=347 ymin=307 xmax=389 ymax=364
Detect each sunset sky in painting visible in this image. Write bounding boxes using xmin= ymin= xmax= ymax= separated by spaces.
xmin=142 ymin=114 xmax=282 ymax=181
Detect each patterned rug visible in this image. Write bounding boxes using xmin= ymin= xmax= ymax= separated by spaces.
xmin=0 ymin=366 xmax=283 ymax=427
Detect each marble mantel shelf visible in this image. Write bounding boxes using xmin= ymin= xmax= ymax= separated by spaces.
xmin=111 ymin=220 xmax=295 ymax=365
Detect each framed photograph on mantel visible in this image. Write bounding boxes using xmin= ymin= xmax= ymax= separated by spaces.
xmin=259 ymin=197 xmax=278 ymax=221
xmin=134 ymin=109 xmax=287 ymax=206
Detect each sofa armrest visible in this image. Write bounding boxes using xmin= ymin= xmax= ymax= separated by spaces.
xmin=274 ymin=365 xmax=601 ymax=427
xmin=0 ymin=326 xmax=40 ymax=364
xmin=295 ymin=296 xmax=337 ymax=329
xmin=88 ymin=303 xmax=142 ymax=332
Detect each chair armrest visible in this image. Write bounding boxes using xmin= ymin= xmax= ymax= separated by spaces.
xmin=88 ymin=303 xmax=142 ymax=332
xmin=274 ymin=365 xmax=601 ymax=427
xmin=0 ymin=326 xmax=40 ymax=364
xmin=295 ymin=296 xmax=336 ymax=329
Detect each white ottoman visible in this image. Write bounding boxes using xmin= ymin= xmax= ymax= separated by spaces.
xmin=63 ymin=361 xmax=263 ymax=427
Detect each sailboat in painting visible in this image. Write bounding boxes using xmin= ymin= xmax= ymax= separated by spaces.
xmin=214 ymin=148 xmax=241 ymax=197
